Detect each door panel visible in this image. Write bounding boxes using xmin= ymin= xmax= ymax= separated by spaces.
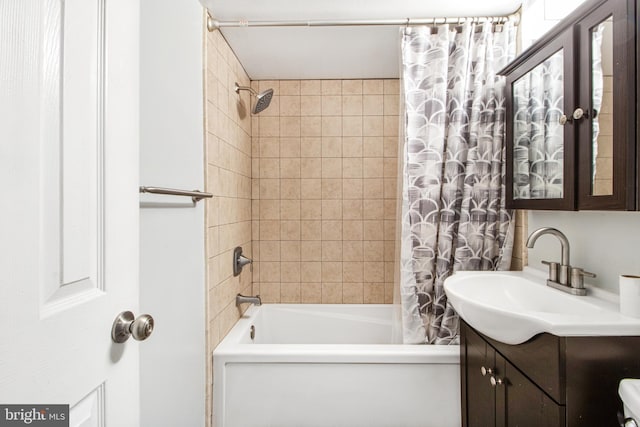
xmin=0 ymin=0 xmax=140 ymax=425
xmin=502 ymin=355 xmax=565 ymax=427
xmin=465 ymin=327 xmax=496 ymax=427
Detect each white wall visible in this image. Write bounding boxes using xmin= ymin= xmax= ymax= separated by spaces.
xmin=139 ymin=1 xmax=205 ymax=426
xmin=521 ymin=0 xmax=640 ymax=295
xmin=527 ymin=211 xmax=640 ymax=293
xmin=520 ymin=0 xmax=587 ymax=49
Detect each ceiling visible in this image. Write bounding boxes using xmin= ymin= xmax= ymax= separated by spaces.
xmin=200 ymin=0 xmax=522 ymax=80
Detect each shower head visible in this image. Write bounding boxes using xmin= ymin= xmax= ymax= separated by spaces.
xmin=234 ymin=82 xmax=274 ymax=114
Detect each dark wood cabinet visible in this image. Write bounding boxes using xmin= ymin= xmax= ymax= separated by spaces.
xmin=501 ymin=0 xmax=637 ymax=210
xmin=461 ymin=320 xmax=640 ymax=426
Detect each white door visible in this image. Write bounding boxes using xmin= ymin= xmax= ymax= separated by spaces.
xmin=0 ymin=0 xmax=140 ymax=425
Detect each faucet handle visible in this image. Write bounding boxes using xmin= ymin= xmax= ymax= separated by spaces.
xmin=541 ymin=260 xmax=559 ymax=282
xmin=570 ymin=267 xmax=596 ymax=289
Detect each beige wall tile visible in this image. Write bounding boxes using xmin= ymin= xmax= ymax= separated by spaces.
xmin=363 ymin=116 xmax=383 ymax=136
xmin=322 ymin=240 xmax=343 ymax=261
xmin=322 ymin=117 xmax=342 ymax=136
xmin=343 ymin=241 xmax=364 ymax=261
xmin=281 ymin=282 xmax=301 ymax=302
xmin=343 ymin=116 xmax=363 ymax=137
xmin=363 ymin=95 xmax=384 ymax=116
xmin=300 ymin=80 xmax=321 ymax=95
xmin=301 ymin=116 xmax=322 ymax=137
xmin=301 ymin=96 xmax=322 ymax=116
xmin=363 ymin=79 xmax=384 ymax=94
xmin=301 ymin=199 xmax=322 ymax=219
xmin=322 ymin=137 xmax=342 ymax=157
xmin=343 ymin=282 xmax=364 ymax=303
xmin=281 ymin=220 xmax=301 ymax=240
xmin=321 ymin=200 xmax=342 ymax=220
xmin=301 ymin=282 xmax=322 ymax=302
xmin=322 ymin=220 xmax=343 ymax=240
xmin=343 ymin=158 xmax=363 ymax=178
xmin=321 ymin=80 xmax=342 ymax=95
xmin=322 ymin=95 xmax=342 ymax=116
xmin=281 ymin=240 xmax=301 ymax=261
xmin=322 ymin=282 xmax=343 ymax=303
xmin=342 ymin=137 xmax=363 ymax=157
xmin=342 ymin=200 xmax=363 ymax=220
xmin=343 ymin=95 xmax=363 ymax=116
xmin=301 ymin=262 xmax=322 ymax=282
xmin=280 ymin=138 xmax=301 ymax=158
xmin=342 ymin=80 xmax=363 ymax=95
xmin=364 ymin=283 xmax=385 ymax=303
xmin=281 ymin=199 xmax=301 ymax=220
xmin=280 ymin=80 xmax=300 ymax=95
xmin=281 ymin=262 xmax=301 ymax=282
xmin=281 ymin=179 xmax=301 ymax=199
xmin=260 ymin=241 xmax=281 ymax=261
xmin=343 ymin=220 xmax=364 ymax=241
xmin=322 ymin=158 xmax=342 ymax=178
xmin=343 ymin=179 xmax=363 ymax=199
xmin=301 ymin=241 xmax=322 ymax=261
xmin=301 ymin=158 xmax=321 ymax=178
xmin=280 ymin=158 xmax=301 ymax=178
xmin=301 ymin=220 xmax=322 ymax=240
xmin=301 ymin=137 xmax=322 ymax=157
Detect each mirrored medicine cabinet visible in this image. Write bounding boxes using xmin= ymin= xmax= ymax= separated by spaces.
xmin=501 ymin=0 xmax=636 ymax=210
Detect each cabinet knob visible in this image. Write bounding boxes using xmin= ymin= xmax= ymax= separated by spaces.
xmin=559 ymin=114 xmax=569 ymax=125
xmin=481 ymin=366 xmax=494 ymax=376
xmin=573 ymin=107 xmax=585 ymax=120
xmin=490 ymin=376 xmax=505 ymax=387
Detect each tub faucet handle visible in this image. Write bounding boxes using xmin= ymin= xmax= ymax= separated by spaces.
xmin=233 ymin=246 xmax=253 ymax=277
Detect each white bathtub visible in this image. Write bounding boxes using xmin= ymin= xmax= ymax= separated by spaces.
xmin=213 ymin=304 xmax=461 ymax=427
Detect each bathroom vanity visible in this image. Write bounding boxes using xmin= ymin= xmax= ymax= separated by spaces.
xmin=461 ymin=321 xmax=640 ymax=426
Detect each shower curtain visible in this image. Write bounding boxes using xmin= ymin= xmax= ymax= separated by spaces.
xmin=398 ymin=21 xmax=517 ymax=345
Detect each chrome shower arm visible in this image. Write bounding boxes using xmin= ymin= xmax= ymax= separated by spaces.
xmin=234 ymin=83 xmax=257 ymax=95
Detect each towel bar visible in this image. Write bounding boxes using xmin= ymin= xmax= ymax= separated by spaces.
xmin=139 ymin=186 xmax=213 ymax=203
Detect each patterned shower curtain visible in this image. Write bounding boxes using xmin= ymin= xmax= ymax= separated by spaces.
xmin=399 ymin=22 xmax=517 ymax=344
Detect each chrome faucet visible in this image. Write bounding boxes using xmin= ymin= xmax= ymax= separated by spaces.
xmin=526 ymin=227 xmax=595 ymax=296
xmin=236 ymin=294 xmax=261 ymax=307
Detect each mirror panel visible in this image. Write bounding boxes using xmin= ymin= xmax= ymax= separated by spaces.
xmin=512 ymin=49 xmax=565 ymax=200
xmin=591 ymin=16 xmax=613 ymax=196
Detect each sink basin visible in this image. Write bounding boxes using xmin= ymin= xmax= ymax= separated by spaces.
xmin=444 ymin=270 xmax=640 ymax=345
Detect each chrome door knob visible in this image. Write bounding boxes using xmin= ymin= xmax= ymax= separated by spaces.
xmin=481 ymin=366 xmax=494 ymax=376
xmin=490 ymin=376 xmax=504 ymax=387
xmin=111 ymin=311 xmax=155 ymax=343
xmin=573 ymin=107 xmax=585 ymax=120
xmin=131 ymin=314 xmax=154 ymax=341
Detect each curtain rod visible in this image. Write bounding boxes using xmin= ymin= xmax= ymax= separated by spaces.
xmin=206 ymin=13 xmax=520 ymax=32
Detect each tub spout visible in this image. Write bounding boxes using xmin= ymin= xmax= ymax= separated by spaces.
xmin=236 ymin=294 xmax=261 ymax=307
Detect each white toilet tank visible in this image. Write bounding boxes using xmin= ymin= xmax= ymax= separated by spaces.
xmin=619 ymin=379 xmax=640 ymax=425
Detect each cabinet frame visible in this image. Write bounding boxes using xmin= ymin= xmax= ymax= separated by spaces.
xmin=504 ymin=29 xmax=577 ymax=210
xmin=500 ymin=0 xmax=637 ymax=211
xmin=577 ymin=0 xmax=636 ymax=209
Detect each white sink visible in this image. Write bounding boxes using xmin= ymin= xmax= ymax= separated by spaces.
xmin=444 ymin=269 xmax=640 ymax=345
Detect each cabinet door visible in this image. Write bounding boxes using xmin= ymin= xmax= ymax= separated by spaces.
xmin=495 ymin=353 xmax=565 ymax=427
xmin=576 ymin=0 xmax=635 ymax=209
xmin=465 ymin=327 xmax=496 ymax=427
xmin=505 ymin=28 xmax=577 ymax=210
